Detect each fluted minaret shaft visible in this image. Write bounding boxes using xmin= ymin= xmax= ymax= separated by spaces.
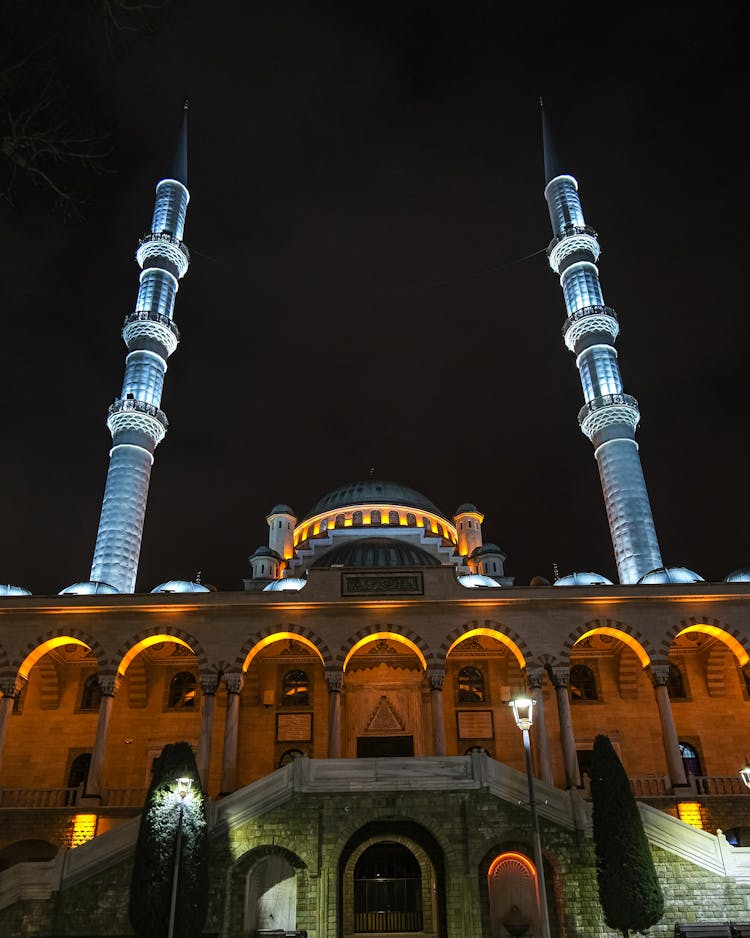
xmin=543 ymin=127 xmax=662 ymax=584
xmin=90 ymin=110 xmax=190 ymax=593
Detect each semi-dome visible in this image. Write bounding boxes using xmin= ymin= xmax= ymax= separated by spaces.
xmin=262 ymin=577 xmax=307 ymax=592
xmin=457 ymin=573 xmax=501 ymax=588
xmin=637 ymin=566 xmax=705 ymax=585
xmin=725 ymin=568 xmax=750 ymax=583
xmin=59 ymin=581 xmax=120 ymax=595
xmin=303 ymin=479 xmax=446 ymax=522
xmin=0 ymin=584 xmax=32 ymax=596
xmin=151 ymin=580 xmax=211 ymax=593
xmin=554 ymin=572 xmax=614 ymax=587
xmin=312 ymin=537 xmax=441 ymax=569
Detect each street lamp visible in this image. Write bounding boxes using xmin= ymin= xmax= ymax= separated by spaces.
xmin=739 ymin=762 xmax=750 ymax=790
xmin=510 ymin=697 xmax=551 ymax=938
xmin=167 ymin=776 xmax=193 ymax=938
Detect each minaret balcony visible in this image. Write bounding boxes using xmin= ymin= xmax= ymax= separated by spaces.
xmin=562 ymin=304 xmax=619 ymax=351
xmin=106 ymin=398 xmax=168 ymax=445
xmin=136 ymin=231 xmax=190 ymax=278
xmin=122 ymin=311 xmax=180 ymax=356
xmin=547 ymin=224 xmax=601 ymax=273
xmin=578 ymin=393 xmax=640 ymax=441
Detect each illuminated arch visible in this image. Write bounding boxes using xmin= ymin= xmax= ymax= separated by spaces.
xmin=343 ymin=632 xmax=427 ymax=671
xmin=673 ymin=623 xmax=749 ymax=666
xmin=488 ymin=851 xmax=537 ymax=879
xmin=242 ymin=632 xmax=326 ymax=671
xmin=14 ymin=631 xmax=105 ymax=680
xmin=116 ymin=628 xmax=204 ymax=677
xmin=445 ymin=626 xmax=526 ymax=668
xmin=563 ymin=619 xmax=654 ymax=668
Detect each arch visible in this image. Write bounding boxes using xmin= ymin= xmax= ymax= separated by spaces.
xmin=0 ymin=840 xmax=58 ymax=872
xmin=443 ymin=622 xmax=528 ymax=669
xmin=116 ymin=629 xmax=202 ymax=677
xmin=487 ymin=851 xmax=538 ymax=937
xmin=229 ymin=844 xmax=308 ymax=938
xmin=565 ymin=620 xmax=653 ymax=668
xmin=239 ymin=628 xmax=332 ymax=672
xmin=478 ymin=843 xmax=561 ymax=938
xmin=342 ymin=631 xmax=428 ymax=672
xmin=14 ymin=630 xmax=106 ymax=680
xmin=665 ymin=619 xmax=750 ymax=666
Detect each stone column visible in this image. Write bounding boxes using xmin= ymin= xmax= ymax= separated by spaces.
xmin=220 ymin=672 xmax=244 ymax=794
xmin=650 ymin=664 xmax=688 ymax=789
xmin=0 ymin=678 xmax=22 ymax=778
xmin=326 ymin=669 xmax=343 ymax=758
xmin=527 ymin=668 xmax=554 ymax=785
xmin=196 ymin=673 xmax=218 ymax=789
xmin=427 ymin=668 xmax=447 ymax=756
xmin=86 ymin=675 xmax=120 ymax=798
xmin=550 ymin=667 xmax=580 ymax=789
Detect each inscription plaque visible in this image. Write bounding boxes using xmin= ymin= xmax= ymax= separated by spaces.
xmin=457 ymin=710 xmax=494 ymax=740
xmin=342 ymin=572 xmax=424 ymax=596
xmin=276 ymin=712 xmax=313 ymax=742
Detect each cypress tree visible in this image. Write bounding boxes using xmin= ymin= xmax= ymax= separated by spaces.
xmin=129 ymin=741 xmax=208 ymax=938
xmin=590 ymin=734 xmax=664 ymax=937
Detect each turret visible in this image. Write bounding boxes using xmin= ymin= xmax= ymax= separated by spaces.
xmin=542 ymin=106 xmax=662 ymax=584
xmin=453 ymin=503 xmax=484 ymax=559
xmin=266 ymin=504 xmax=297 ymax=562
xmin=88 ymin=104 xmax=191 ymax=594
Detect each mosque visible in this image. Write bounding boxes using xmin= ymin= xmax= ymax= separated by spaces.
xmin=1 ymin=107 xmax=749 ymax=937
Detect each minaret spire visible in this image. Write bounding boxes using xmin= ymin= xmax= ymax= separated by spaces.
xmin=89 ymin=108 xmax=192 ymax=593
xmin=541 ymin=104 xmax=663 ymax=584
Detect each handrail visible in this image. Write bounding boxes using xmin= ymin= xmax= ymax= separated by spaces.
xmin=578 ymin=392 xmax=639 ymax=425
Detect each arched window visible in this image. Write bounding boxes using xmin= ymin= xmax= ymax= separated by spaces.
xmin=679 ymin=741 xmax=702 ymax=777
xmin=282 ymin=670 xmax=309 ymax=707
xmin=335 ymin=513 xmax=346 ymax=528
xmin=406 ymin=512 xmax=416 ymax=527
xmin=168 ymin=671 xmax=197 ymax=709
xmin=67 ymin=753 xmax=91 ymax=790
xmin=370 ymin=509 xmax=381 ymax=525
xmin=422 ymin=517 xmax=432 ymax=532
xmin=457 ymin=666 xmax=485 ymax=703
xmin=388 ymin=510 xmax=399 ymax=526
xmin=667 ymin=663 xmax=687 ymax=699
xmin=352 ymin=510 xmax=363 ymax=527
xmin=80 ymin=674 xmax=101 ymax=711
xmin=279 ymin=749 xmax=306 ymax=767
xmin=354 ymin=843 xmax=423 ymax=933
xmin=465 ymin=745 xmax=490 ymax=756
xmin=570 ymin=664 xmax=598 ymax=701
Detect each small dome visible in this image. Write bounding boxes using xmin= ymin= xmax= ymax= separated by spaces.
xmin=268 ymin=504 xmax=296 ymax=517
xmin=725 ymin=568 xmax=750 ymax=583
xmin=637 ymin=566 xmax=705 ymax=585
xmin=59 ymin=581 xmax=120 ymax=595
xmin=471 ymin=542 xmax=505 ymax=558
xmin=312 ymin=537 xmax=441 ymax=569
xmin=530 ymin=575 xmax=551 ymax=587
xmin=554 ymin=572 xmax=614 ymax=587
xmin=454 ymin=503 xmax=479 ymax=515
xmin=262 ymin=577 xmax=307 ymax=592
xmin=457 ymin=573 xmax=501 ymax=588
xmin=0 ymin=584 xmax=32 ymax=596
xmin=151 ymin=580 xmax=211 ymax=593
xmin=249 ymin=546 xmax=283 ymax=561
xmin=303 ymin=479 xmax=447 ymax=522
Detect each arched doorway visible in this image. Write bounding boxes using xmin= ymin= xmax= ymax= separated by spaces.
xmin=245 ymin=852 xmax=298 ymax=935
xmin=487 ymin=852 xmax=539 ymax=937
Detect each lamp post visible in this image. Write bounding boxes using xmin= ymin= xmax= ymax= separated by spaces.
xmin=167 ymin=776 xmax=192 ymax=938
xmin=510 ymin=697 xmax=552 ymax=938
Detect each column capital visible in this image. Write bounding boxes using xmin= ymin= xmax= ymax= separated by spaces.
xmin=225 ymin=672 xmax=245 ymax=696
xmin=325 ymin=668 xmax=343 ymax=693
xmin=427 ymin=667 xmax=445 ymax=691
xmin=549 ymin=666 xmax=571 ymax=688
xmin=98 ymin=674 xmax=121 ymax=697
xmin=526 ymin=667 xmax=546 ymax=690
xmin=199 ymin=673 xmax=219 ymax=696
xmin=650 ymin=664 xmax=671 ymax=687
xmin=0 ymin=677 xmax=23 ymax=699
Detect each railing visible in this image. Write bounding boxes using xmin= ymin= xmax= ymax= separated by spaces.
xmin=138 ymin=230 xmax=190 ymax=263
xmin=101 ymin=787 xmax=148 ymax=807
xmin=123 ymin=310 xmax=180 ymax=341
xmin=546 ymin=223 xmax=599 ymax=254
xmin=108 ymin=397 xmax=168 ymax=429
xmin=578 ymin=392 xmax=639 ymax=426
xmin=562 ymin=304 xmax=618 ymax=336
xmin=354 ymin=910 xmax=422 ymax=932
xmin=694 ymin=776 xmax=750 ymax=796
xmin=0 ymin=787 xmax=79 ymax=807
xmin=630 ymin=776 xmax=669 ymax=797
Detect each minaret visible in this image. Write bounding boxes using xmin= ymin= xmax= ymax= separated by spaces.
xmin=89 ymin=105 xmax=191 ymax=593
xmin=542 ymin=107 xmax=662 ymax=584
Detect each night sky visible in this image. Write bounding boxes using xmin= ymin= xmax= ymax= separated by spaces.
xmin=2 ymin=3 xmax=749 ymax=593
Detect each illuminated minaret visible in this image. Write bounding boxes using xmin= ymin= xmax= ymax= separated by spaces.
xmin=542 ymin=108 xmax=662 ymax=584
xmin=89 ymin=105 xmax=191 ymax=593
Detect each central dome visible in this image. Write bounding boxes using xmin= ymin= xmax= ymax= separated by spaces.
xmin=312 ymin=537 xmax=441 ymax=568
xmin=302 ymin=479 xmax=446 ymax=522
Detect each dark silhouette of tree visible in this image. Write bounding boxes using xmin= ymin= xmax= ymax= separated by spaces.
xmin=129 ymin=741 xmax=208 ymax=938
xmin=591 ymin=734 xmax=664 ymax=936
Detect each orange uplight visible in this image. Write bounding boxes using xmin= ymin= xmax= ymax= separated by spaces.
xmin=242 ymin=631 xmax=324 ymax=670
xmin=574 ymin=627 xmax=651 ymax=668
xmin=343 ymin=632 xmax=427 ymax=671
xmin=19 ymin=637 xmax=89 ymax=679
xmin=677 ymin=802 xmax=704 ymax=829
xmin=676 ymin=625 xmax=748 ymax=666
xmin=487 ymin=851 xmax=537 ymax=878
xmin=68 ymin=814 xmax=98 ymax=848
xmin=118 ymin=634 xmax=194 ymax=676
xmin=447 ymin=627 xmax=526 ymax=668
